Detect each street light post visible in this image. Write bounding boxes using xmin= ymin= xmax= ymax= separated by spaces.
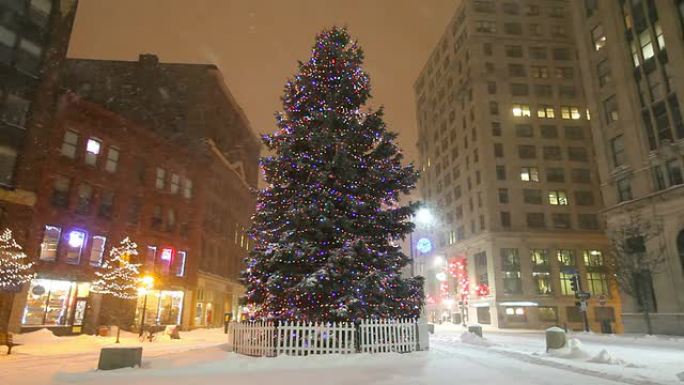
xmin=138 ymin=275 xmax=155 ymax=338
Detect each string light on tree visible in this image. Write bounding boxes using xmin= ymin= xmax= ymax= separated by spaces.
xmin=0 ymin=228 xmax=35 ymax=291
xmin=242 ymin=27 xmax=424 ymax=322
xmin=91 ymin=237 xmax=141 ymax=300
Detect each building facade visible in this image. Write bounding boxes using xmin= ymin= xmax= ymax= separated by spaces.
xmin=570 ymin=0 xmax=684 ymax=335
xmin=414 ymin=0 xmax=621 ymax=331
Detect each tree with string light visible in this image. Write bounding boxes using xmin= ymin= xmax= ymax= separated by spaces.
xmin=243 ymin=27 xmax=423 ymax=323
xmin=92 ymin=237 xmax=141 ymax=342
xmin=0 ymin=229 xmax=35 ymax=331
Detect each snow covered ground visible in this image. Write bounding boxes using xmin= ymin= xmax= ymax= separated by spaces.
xmin=0 ymin=325 xmax=682 ymax=385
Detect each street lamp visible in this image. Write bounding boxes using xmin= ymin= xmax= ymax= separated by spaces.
xmin=138 ymin=275 xmax=155 ymax=337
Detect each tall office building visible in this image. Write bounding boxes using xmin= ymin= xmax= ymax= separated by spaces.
xmin=414 ymin=0 xmax=620 ymax=330
xmin=570 ymin=0 xmax=684 ymax=335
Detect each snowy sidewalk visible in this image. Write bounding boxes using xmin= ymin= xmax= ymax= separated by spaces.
xmin=433 ymin=323 xmax=684 ymax=385
xmin=1 ymin=326 xmax=682 ymax=385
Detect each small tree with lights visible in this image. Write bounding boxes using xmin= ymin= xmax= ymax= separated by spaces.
xmin=92 ymin=237 xmax=141 ymax=342
xmin=243 ymin=27 xmax=423 ymax=323
xmin=0 ymin=229 xmax=35 ymax=331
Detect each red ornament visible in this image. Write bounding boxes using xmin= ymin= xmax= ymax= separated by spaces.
xmin=475 ymin=283 xmax=490 ymax=297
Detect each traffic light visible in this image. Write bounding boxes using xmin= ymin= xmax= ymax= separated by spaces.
xmin=570 ymin=274 xmax=580 ymax=293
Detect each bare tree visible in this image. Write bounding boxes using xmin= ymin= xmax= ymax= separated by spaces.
xmin=608 ymin=212 xmax=667 ymax=335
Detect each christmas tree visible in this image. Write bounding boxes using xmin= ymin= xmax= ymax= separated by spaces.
xmin=0 ymin=228 xmax=35 ymax=291
xmin=243 ymin=27 xmax=423 ymax=323
xmin=92 ymin=237 xmax=141 ymax=342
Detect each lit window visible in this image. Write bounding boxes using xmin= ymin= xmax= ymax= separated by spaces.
xmin=183 ymin=178 xmax=193 ymax=199
xmin=84 ymin=138 xmax=101 ymax=166
xmin=175 ymin=251 xmax=187 ymax=277
xmin=65 ymin=229 xmax=87 ymax=264
xmin=39 ymin=225 xmax=61 ymax=261
xmin=105 ymin=146 xmax=119 ymax=173
xmin=560 ymin=106 xmax=582 ymax=120
xmin=591 ymin=24 xmax=606 ymax=51
xmin=512 ymin=104 xmax=531 ymax=117
xmin=537 ymin=106 xmax=555 ymax=119
xmin=88 ymin=236 xmax=106 ymax=266
xmin=145 ymin=246 xmax=157 ymax=270
xmin=155 ymin=167 xmax=166 ymax=190
xmin=170 ymin=173 xmax=180 ymax=194
xmin=61 ymin=131 xmax=78 ymax=159
xmin=548 ymin=191 xmax=568 ymax=205
xmin=520 ymin=167 xmax=539 ymax=182
xmin=639 ymin=30 xmax=654 ymax=60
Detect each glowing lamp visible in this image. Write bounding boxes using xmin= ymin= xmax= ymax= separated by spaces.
xmin=68 ymin=230 xmax=86 ymax=248
xmin=435 ymin=272 xmax=447 ymax=282
xmin=416 ymin=237 xmax=432 ymax=253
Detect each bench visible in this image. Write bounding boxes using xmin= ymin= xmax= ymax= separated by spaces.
xmin=0 ymin=331 xmax=20 ymax=355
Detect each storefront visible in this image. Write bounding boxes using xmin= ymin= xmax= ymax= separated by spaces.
xmin=134 ymin=290 xmax=184 ymax=327
xmin=21 ymin=278 xmax=91 ymax=334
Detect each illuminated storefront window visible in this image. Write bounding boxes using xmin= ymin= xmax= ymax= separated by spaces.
xmin=22 ymin=279 xmax=90 ymax=327
xmin=135 ymin=290 xmax=184 ymax=326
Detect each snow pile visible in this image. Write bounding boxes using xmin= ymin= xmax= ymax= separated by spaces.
xmin=676 ymin=371 xmax=684 ymax=381
xmin=587 ymin=348 xmax=640 ymax=367
xmin=546 ymin=338 xmax=590 ymax=359
xmin=460 ymin=331 xmax=494 ymax=347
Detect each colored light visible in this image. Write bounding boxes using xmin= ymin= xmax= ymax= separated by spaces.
xmin=68 ymin=230 xmax=85 ymax=248
xmin=416 ymin=237 xmax=432 ymax=253
xmin=160 ymin=247 xmax=173 ymax=261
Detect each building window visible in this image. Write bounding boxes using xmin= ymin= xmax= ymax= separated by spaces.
xmin=502 ymin=2 xmax=519 ymax=14
xmin=504 ymin=22 xmax=522 ymax=35
xmin=586 ymin=272 xmax=609 ymax=295
xmin=498 ymin=188 xmax=509 ymax=203
xmin=39 ymin=225 xmax=61 ymax=261
xmin=560 ymin=106 xmax=582 ymax=120
xmin=500 ymin=211 xmax=511 ymax=228
xmin=515 ymin=124 xmax=533 ymax=137
xmin=174 ymin=251 xmax=187 ymax=277
xmin=555 ymin=67 xmax=573 ymax=79
xmin=487 ymin=81 xmax=497 ymax=94
xmin=537 ymin=106 xmax=555 ymax=119
xmin=529 ymin=47 xmax=546 ymax=60
xmin=572 ymin=168 xmax=591 ymax=183
xmin=98 ymin=191 xmax=114 ymax=218
xmin=591 ymin=24 xmax=606 ymax=51
xmin=16 ymin=38 xmax=42 ymax=74
xmin=559 ymin=86 xmax=576 ymax=99
xmin=558 ymin=249 xmax=576 ymax=266
xmin=84 ymin=138 xmax=101 ymax=166
xmin=489 ymin=101 xmax=499 ymax=115
xmin=525 ymin=4 xmax=540 ymax=15
xmin=88 ymin=236 xmax=107 ymax=266
xmin=541 ymin=125 xmax=558 ymax=139
xmin=1 ymin=94 xmax=31 ymax=127
xmin=496 ymin=165 xmax=506 ymax=180
xmin=61 ymin=131 xmax=78 ymax=159
xmin=166 ymin=208 xmax=176 ymax=232
xmin=617 ymin=177 xmax=632 ymax=202
xmin=552 ymin=47 xmax=571 ymax=60
xmin=538 ymin=306 xmax=558 ymax=321
xmin=64 ymin=229 xmax=86 ymax=264
xmin=492 ymin=122 xmax=502 ymax=136
xmin=603 ymin=96 xmax=619 ymax=123
xmin=564 ymin=126 xmax=584 ymax=140
xmin=105 ymin=146 xmax=119 ymax=173
xmin=523 ymin=189 xmax=543 ymax=204
xmin=578 ymin=214 xmax=599 ymax=230
xmin=548 ymin=191 xmax=568 ymax=206
xmin=512 ymin=104 xmax=531 ymax=117
xmin=0 ymin=145 xmax=17 ymax=186
xmin=508 ymin=64 xmax=526 ymax=78
xmin=183 ymin=178 xmax=193 ymax=199
xmin=549 ymin=6 xmax=564 ymax=17
xmin=22 ymin=280 xmax=90 ymax=327
xmin=568 ymin=147 xmax=588 ymax=162
xmin=597 ymin=59 xmax=611 ymax=87
xmin=494 ymin=143 xmax=504 ymax=157
xmin=531 ymin=65 xmax=549 ymax=79
xmin=518 ymin=145 xmax=536 ymax=159
xmin=511 ymin=83 xmax=529 ymax=97
xmin=156 ymin=168 xmax=166 ymax=190
xmin=151 ymin=205 xmax=163 ymax=230
xmin=51 ymin=176 xmax=71 ymax=208
xmin=520 ymin=167 xmax=539 ymax=182
xmin=610 ymin=135 xmax=625 ymax=168
xmin=528 ymin=23 xmax=542 ymax=36
xmin=667 ymin=160 xmax=684 ymax=186
xmin=503 ymin=306 xmax=526 ymax=322
xmin=551 ymin=25 xmax=567 ymax=38
xmin=145 ymin=246 xmax=157 ymax=270
xmin=543 ymin=146 xmax=562 ymax=161
xmin=170 ymin=173 xmax=180 ymax=194
xmin=547 ymin=167 xmax=565 ymax=183
xmin=505 ymin=45 xmax=523 ymax=58
xmin=476 ymin=20 xmax=497 ymax=33
xmin=76 ymin=183 xmax=93 ymax=215
xmin=574 ymin=191 xmax=595 ymax=206
xmin=533 ymin=272 xmax=553 ymax=295
xmin=0 ymin=25 xmax=17 ymax=64
xmin=552 ymin=213 xmax=571 ymax=229
xmin=677 ymin=230 xmax=684 ymax=275
xmin=526 ymin=212 xmax=545 ymax=228
xmin=639 ymin=29 xmax=654 ymax=60
xmin=128 ymin=197 xmax=141 ymax=224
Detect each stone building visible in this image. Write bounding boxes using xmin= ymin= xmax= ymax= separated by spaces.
xmin=414 ymin=0 xmax=621 ymax=331
xmin=570 ymin=0 xmax=684 ymax=335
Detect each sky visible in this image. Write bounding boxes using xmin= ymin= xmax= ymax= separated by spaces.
xmin=68 ymin=0 xmax=457 ymax=164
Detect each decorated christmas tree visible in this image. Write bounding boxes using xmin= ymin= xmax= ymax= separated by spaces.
xmin=243 ymin=27 xmax=423 ymax=323
xmin=92 ymin=237 xmax=141 ymax=342
xmin=0 ymin=228 xmax=35 ymax=291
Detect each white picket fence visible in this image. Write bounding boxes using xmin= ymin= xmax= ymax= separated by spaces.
xmin=227 ymin=318 xmax=417 ymax=357
xmin=359 ymin=319 xmax=417 ymax=353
